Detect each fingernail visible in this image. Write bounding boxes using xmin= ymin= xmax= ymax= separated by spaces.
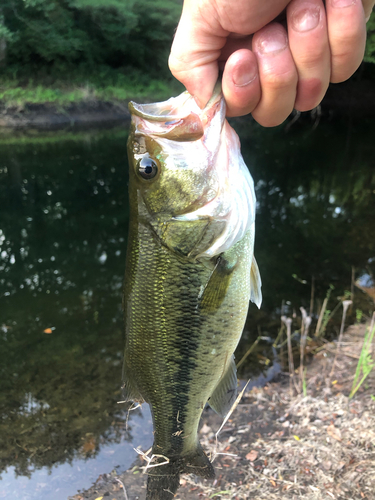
xmin=233 ymin=63 xmax=257 ymax=87
xmin=291 ymin=7 xmax=320 ymax=32
xmin=331 ymin=0 xmax=356 ymax=8
xmin=256 ymin=30 xmax=287 ymax=55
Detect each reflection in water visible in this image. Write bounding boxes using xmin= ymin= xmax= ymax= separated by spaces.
xmin=0 ymin=130 xmax=153 ymax=499
xmin=0 ymin=116 xmax=374 ymax=498
xmin=0 ymin=404 xmax=152 ymax=500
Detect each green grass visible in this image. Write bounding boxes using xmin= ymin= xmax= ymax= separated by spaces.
xmin=349 ymin=315 xmax=375 ymax=399
xmin=0 ymin=85 xmax=88 ymax=105
xmin=0 ymin=67 xmax=184 ymax=107
xmin=0 ymin=126 xmax=128 ymax=146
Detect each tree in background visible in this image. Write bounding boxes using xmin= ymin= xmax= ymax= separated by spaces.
xmin=0 ymin=0 xmax=181 ymax=75
xmin=365 ymin=14 xmax=375 ymax=63
xmin=0 ymin=1 xmax=373 ymax=87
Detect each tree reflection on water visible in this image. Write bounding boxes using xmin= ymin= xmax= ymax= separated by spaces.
xmin=0 ymin=130 xmax=137 ymax=481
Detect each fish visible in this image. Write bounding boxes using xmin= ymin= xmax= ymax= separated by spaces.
xmin=122 ymin=83 xmax=261 ymax=500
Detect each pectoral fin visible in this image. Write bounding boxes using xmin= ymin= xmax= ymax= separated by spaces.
xmin=250 ymin=256 xmax=262 ymax=308
xmin=208 ymin=356 xmax=238 ymax=417
xmin=198 ymin=255 xmax=236 ymax=314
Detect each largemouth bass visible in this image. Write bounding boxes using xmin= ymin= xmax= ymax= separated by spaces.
xmin=123 ymin=85 xmax=261 ymax=500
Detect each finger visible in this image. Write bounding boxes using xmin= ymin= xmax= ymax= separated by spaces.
xmin=362 ymin=0 xmax=375 ymax=20
xmin=251 ymin=23 xmax=298 ymax=127
xmin=326 ymin=0 xmax=367 ymax=83
xmin=222 ymin=49 xmax=261 ymax=117
xmin=287 ymin=0 xmax=330 ymax=111
xmin=168 ymin=0 xmax=292 ymax=108
xmin=169 ymin=17 xmax=224 ymax=108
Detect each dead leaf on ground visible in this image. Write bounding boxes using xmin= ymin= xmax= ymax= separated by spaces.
xmin=322 ymin=461 xmax=332 ymax=470
xmin=200 ymin=423 xmax=211 ymax=434
xmin=246 ymin=450 xmax=258 ymax=461
xmin=327 ymin=424 xmax=342 ymax=441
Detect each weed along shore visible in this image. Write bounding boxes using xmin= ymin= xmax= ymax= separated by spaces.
xmin=0 ymin=77 xmax=183 ymax=130
xmin=1 ymin=74 xmax=375 ymax=130
xmin=69 ymin=320 xmax=375 ymax=500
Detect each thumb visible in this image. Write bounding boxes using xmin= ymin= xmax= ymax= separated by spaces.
xmin=168 ymin=11 xmax=227 ymax=107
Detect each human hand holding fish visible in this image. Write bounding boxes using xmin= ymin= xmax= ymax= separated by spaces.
xmin=169 ymin=0 xmax=374 ymax=125
xmin=123 ymin=85 xmax=261 ymax=499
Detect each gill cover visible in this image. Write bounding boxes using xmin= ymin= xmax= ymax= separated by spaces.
xmin=128 ymin=85 xmax=256 ymax=260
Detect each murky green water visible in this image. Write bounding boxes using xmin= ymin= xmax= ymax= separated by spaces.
xmin=1 ymin=115 xmax=374 ymax=499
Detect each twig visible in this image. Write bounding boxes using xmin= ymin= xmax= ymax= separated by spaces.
xmin=299 ymin=308 xmax=311 ymax=395
xmin=281 ymin=316 xmax=300 ymax=395
xmin=236 ymin=336 xmax=261 ymax=369
xmin=121 ymin=402 xmax=142 ymax=432
xmin=315 ymin=297 xmax=328 ymax=337
xmin=273 ymin=322 xmax=285 ymax=348
xmin=330 ymin=300 xmax=352 ymax=377
xmin=323 ymin=346 xmax=361 ymax=359
xmin=309 ymin=275 xmax=315 ymax=317
xmin=213 ymin=381 xmax=250 ymax=461
xmin=114 ymin=478 xmax=129 ymax=500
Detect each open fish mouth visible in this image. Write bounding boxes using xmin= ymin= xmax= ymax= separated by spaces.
xmin=129 ymin=83 xmax=223 ymax=142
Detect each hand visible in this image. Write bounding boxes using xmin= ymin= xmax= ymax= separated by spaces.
xmin=169 ymin=0 xmax=373 ymax=126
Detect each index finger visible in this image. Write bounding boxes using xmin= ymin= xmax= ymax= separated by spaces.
xmin=169 ymin=15 xmax=226 ymax=107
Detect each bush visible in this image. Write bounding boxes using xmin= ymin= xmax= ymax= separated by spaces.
xmin=1 ymin=0 xmax=181 ymax=75
xmin=365 ymin=14 xmax=375 ymax=64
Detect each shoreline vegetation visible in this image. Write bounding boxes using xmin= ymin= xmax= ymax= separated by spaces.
xmin=0 ymin=71 xmax=185 ymax=129
xmin=0 ymin=2 xmax=374 ymax=130
xmin=0 ymin=0 xmax=375 ymax=129
xmin=0 ymin=68 xmax=375 ymax=130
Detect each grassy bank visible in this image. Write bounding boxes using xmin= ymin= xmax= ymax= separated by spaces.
xmin=0 ymin=69 xmax=184 ymax=109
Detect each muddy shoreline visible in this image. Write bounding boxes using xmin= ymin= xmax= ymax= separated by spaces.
xmin=0 ymin=78 xmax=374 ymax=130
xmin=69 ymin=323 xmax=375 ymax=500
xmin=0 ymin=100 xmax=131 ymax=130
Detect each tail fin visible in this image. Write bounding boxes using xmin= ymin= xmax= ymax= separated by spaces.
xmin=146 ymin=446 xmax=215 ymax=500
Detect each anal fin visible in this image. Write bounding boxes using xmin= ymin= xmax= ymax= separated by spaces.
xmin=208 ymin=356 xmax=238 ymax=417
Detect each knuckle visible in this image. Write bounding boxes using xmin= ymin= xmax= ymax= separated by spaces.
xmin=261 ymin=67 xmax=297 ymax=91
xmin=330 ymin=48 xmax=365 ymax=82
xmin=295 ymin=48 xmax=327 ymax=70
xmin=329 ymin=23 xmax=365 ymax=58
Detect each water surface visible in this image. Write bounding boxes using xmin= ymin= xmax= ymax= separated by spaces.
xmin=1 ymin=115 xmax=374 ymax=499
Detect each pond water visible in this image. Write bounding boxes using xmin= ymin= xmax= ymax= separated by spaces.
xmin=1 ymin=114 xmax=374 ymax=499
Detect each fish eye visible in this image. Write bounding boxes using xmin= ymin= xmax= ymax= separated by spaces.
xmin=137 ymin=157 xmax=158 ymax=180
